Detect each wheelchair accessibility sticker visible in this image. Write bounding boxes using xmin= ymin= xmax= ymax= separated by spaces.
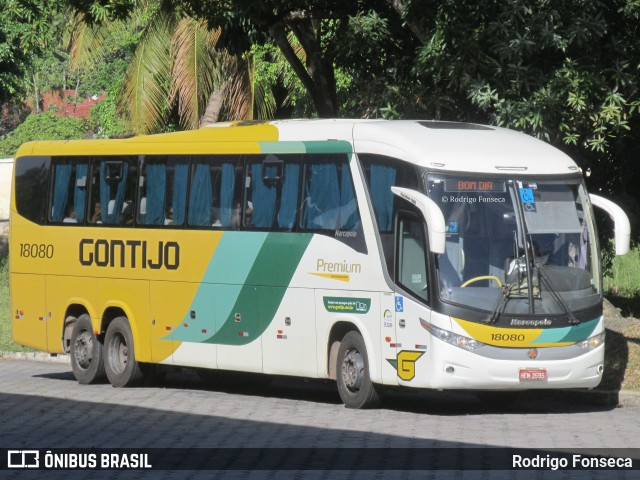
xmin=519 ymin=187 xmax=537 ymax=212
xmin=395 ymin=296 xmax=404 ymax=312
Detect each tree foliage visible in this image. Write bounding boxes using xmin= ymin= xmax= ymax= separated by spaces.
xmin=8 ymin=0 xmax=640 ymax=230
xmin=0 ymin=0 xmax=64 ymax=103
xmin=0 ymin=111 xmax=86 ymax=157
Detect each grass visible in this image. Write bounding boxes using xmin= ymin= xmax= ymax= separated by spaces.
xmin=1 ymin=243 xmax=639 ymax=390
xmin=604 ymin=246 xmax=640 ymax=317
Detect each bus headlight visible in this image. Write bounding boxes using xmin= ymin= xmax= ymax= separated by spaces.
xmin=423 ymin=323 xmax=485 ymax=351
xmin=576 ymin=332 xmax=605 ymax=351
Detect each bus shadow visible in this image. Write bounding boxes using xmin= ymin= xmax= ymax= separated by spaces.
xmin=34 ymin=367 xmax=618 ymax=415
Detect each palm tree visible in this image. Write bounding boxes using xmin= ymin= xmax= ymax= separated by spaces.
xmin=67 ymin=2 xmax=277 ymax=134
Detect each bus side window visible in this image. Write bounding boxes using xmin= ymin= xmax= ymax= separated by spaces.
xmin=246 ymin=154 xmax=301 ymax=230
xmin=50 ymin=158 xmax=89 ymax=224
xmin=301 ymin=155 xmax=360 ymax=231
xmin=187 ymin=156 xmax=242 ymax=228
xmin=137 ymin=156 xmax=188 ymax=227
xmin=89 ymin=157 xmax=137 ymax=226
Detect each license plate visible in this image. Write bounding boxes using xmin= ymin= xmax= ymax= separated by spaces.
xmin=519 ymin=369 xmax=547 ymax=381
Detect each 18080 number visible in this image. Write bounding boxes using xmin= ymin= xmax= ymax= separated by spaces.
xmin=19 ymin=243 xmax=54 ymax=259
xmin=491 ymin=333 xmax=525 ymax=342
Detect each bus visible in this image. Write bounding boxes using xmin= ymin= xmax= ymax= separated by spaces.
xmin=10 ymin=119 xmax=630 ymax=408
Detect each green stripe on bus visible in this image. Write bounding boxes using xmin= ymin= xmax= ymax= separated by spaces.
xmin=531 ymin=318 xmax=599 ymax=345
xmin=258 ymin=142 xmax=306 ymax=154
xmin=165 ymin=232 xmax=267 ymax=342
xmin=204 ymin=233 xmax=312 ymax=345
xmin=303 ymin=140 xmax=352 ymax=154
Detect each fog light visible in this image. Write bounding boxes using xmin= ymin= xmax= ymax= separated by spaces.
xmin=445 ymin=365 xmax=455 ymax=374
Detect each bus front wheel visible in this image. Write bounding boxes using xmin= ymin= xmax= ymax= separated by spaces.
xmin=104 ymin=317 xmax=143 ymax=388
xmin=70 ymin=314 xmax=105 ymax=384
xmin=336 ymin=331 xmax=381 ymax=409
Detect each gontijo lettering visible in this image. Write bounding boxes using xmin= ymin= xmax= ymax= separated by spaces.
xmin=79 ymin=239 xmax=180 ymax=270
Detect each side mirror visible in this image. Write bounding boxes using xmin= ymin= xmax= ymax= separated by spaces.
xmin=391 ymin=186 xmax=446 ymax=254
xmin=589 ymin=194 xmax=630 ymax=256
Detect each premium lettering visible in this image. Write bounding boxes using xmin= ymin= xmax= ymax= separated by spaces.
xmin=79 ymin=239 xmax=179 ymax=270
xmin=316 ymin=258 xmax=361 ymax=274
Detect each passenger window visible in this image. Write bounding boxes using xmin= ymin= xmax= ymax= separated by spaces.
xmin=137 ymin=156 xmax=189 ymax=226
xmin=89 ymin=156 xmax=137 ymax=225
xmin=397 ymin=214 xmax=429 ymax=302
xmin=187 ymin=156 xmax=243 ymax=228
xmin=301 ymin=155 xmax=360 ymax=231
xmin=50 ymin=158 xmax=90 ymax=224
xmin=359 ymin=154 xmax=419 ymax=233
xmin=245 ymin=154 xmax=301 ymax=230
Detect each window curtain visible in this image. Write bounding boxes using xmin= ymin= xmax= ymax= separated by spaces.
xmin=251 ymin=163 xmax=277 ymax=228
xmin=339 ymin=163 xmax=358 ymax=230
xmin=145 ymin=163 xmax=166 ymax=225
xmin=278 ymin=163 xmax=300 ymax=229
xmin=303 ymin=163 xmax=339 ymax=229
xmin=219 ymin=162 xmax=235 ymax=227
xmin=188 ymin=163 xmax=212 ymax=226
xmin=370 ymin=164 xmax=396 ymax=232
xmin=172 ymin=162 xmax=188 ymax=225
xmin=52 ymin=163 xmax=72 ymax=222
xmin=74 ymin=163 xmax=88 ymax=223
xmin=100 ymin=161 xmax=129 ymax=224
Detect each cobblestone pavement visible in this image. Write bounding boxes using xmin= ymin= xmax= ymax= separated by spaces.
xmin=0 ymin=359 xmax=638 ymax=480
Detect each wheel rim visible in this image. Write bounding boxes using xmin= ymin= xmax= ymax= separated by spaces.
xmin=341 ymin=348 xmax=364 ymax=392
xmin=73 ymin=330 xmax=94 ymax=370
xmin=108 ymin=332 xmax=128 ymax=375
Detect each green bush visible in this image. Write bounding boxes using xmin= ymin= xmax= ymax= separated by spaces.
xmin=0 ymin=111 xmax=87 ymax=157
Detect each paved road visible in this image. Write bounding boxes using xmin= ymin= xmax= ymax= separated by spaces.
xmin=0 ymin=359 xmax=638 ymax=479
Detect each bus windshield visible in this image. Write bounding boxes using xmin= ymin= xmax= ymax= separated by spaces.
xmin=426 ymin=174 xmax=600 ymax=319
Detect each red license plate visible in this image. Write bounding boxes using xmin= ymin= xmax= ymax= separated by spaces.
xmin=519 ymin=369 xmax=547 ymax=381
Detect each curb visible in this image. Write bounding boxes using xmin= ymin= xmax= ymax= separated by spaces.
xmin=2 ymin=351 xmax=639 ymax=410
xmin=0 ymin=351 xmax=70 ymax=364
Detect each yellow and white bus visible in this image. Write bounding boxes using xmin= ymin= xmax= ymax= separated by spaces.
xmin=10 ymin=120 xmax=630 ymax=408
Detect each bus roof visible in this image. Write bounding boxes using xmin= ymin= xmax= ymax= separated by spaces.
xmin=15 ymin=119 xmax=579 ymax=175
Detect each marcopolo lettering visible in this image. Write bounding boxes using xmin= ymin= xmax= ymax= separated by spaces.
xmin=79 ymin=239 xmax=180 ymax=270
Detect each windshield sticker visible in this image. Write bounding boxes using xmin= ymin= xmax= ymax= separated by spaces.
xmin=323 ymin=297 xmax=371 ymax=314
xmin=519 ymin=188 xmax=537 ymax=212
xmin=519 ymin=188 xmax=535 ymax=204
xmin=446 ymin=221 xmax=459 ymax=233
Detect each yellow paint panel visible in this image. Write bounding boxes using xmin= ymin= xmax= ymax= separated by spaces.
xmin=45 ymin=276 xmax=99 ymax=354
xmin=20 ymin=123 xmax=280 ymax=157
xmin=11 ymin=274 xmax=48 ymax=351
xmin=11 ymin=223 xmax=222 ymax=283
xmin=453 ymin=318 xmax=573 ymax=348
xmin=99 ymin=278 xmax=151 ymax=361
xmin=149 ymin=281 xmax=201 ymax=363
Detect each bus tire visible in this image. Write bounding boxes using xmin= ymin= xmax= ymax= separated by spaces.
xmin=336 ymin=331 xmax=381 ymax=409
xmin=70 ymin=314 xmax=105 ymax=384
xmin=104 ymin=317 xmax=143 ymax=388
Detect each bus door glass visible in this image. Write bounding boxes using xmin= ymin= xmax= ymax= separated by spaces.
xmin=393 ymin=211 xmax=431 ymax=385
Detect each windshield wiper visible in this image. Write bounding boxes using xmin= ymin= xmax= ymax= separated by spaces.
xmin=537 ymin=267 xmax=579 ymax=325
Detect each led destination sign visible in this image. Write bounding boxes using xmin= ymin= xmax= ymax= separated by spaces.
xmin=444 ymin=180 xmax=506 ymax=193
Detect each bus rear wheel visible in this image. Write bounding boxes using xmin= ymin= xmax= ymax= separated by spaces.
xmin=336 ymin=331 xmax=381 ymax=409
xmin=70 ymin=314 xmax=105 ymax=384
xmin=104 ymin=317 xmax=143 ymax=387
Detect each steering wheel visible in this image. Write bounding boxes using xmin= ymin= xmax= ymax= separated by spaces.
xmin=460 ymin=275 xmax=503 ymax=288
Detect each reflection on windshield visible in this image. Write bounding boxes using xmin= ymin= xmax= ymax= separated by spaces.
xmin=426 ymin=175 xmax=600 ymax=318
